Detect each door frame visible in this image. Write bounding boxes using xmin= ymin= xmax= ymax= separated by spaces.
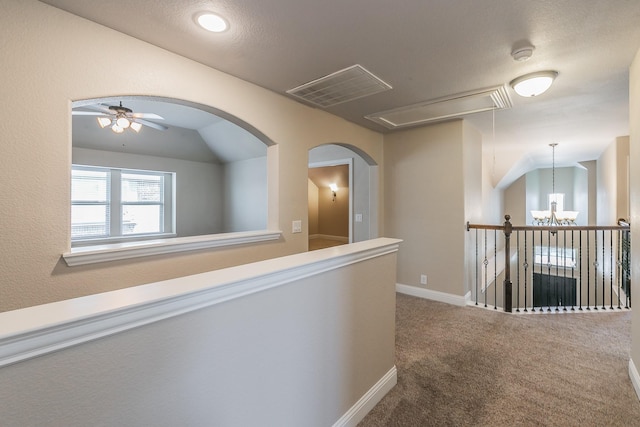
xmin=308 ymin=158 xmax=353 ymax=243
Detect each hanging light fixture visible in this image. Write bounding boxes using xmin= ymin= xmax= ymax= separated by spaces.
xmin=95 ymin=112 xmax=143 ymax=134
xmin=510 ymin=71 xmax=558 ymax=97
xmin=531 ymin=143 xmax=578 ymax=226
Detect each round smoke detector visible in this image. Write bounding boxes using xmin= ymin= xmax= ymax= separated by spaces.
xmin=511 ymin=45 xmax=535 ymax=62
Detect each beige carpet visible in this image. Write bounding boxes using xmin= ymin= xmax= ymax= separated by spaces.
xmin=359 ymin=293 xmax=640 ymax=426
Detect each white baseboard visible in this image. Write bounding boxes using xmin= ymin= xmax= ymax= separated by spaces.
xmin=396 ymin=283 xmax=470 ymax=307
xmin=630 ymin=359 xmax=640 ymax=401
xmin=309 ymin=234 xmax=349 ymax=243
xmin=332 ymin=366 xmax=397 ymax=427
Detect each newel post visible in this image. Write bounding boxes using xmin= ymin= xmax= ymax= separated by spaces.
xmin=503 ymin=215 xmax=513 ymax=313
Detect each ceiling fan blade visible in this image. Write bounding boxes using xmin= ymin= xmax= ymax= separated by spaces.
xmin=131 ymin=112 xmax=164 ymax=120
xmin=72 ymin=110 xmax=106 ymax=116
xmin=135 ymin=118 xmax=168 ymax=131
xmin=86 ymin=104 xmax=115 ymax=114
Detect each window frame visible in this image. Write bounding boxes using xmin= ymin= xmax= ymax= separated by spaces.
xmin=71 ymin=164 xmax=176 ymax=246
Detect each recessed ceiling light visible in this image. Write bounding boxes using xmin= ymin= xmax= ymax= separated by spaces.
xmin=196 ymin=12 xmax=228 ymax=33
xmin=510 ymin=71 xmax=558 ymax=97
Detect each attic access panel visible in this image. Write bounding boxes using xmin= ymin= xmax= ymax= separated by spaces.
xmin=365 ymin=85 xmax=512 ymax=129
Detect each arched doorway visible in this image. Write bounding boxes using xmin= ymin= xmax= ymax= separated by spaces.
xmin=308 ymin=144 xmax=378 ymax=250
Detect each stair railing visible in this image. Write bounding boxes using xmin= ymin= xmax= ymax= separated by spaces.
xmin=467 ymin=215 xmax=630 ymax=313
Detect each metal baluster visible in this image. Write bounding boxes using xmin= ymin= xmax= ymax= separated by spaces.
xmin=494 ymin=229 xmax=497 ymax=310
xmin=610 ymin=229 xmax=614 ymax=310
xmin=571 ymin=229 xmax=575 ymax=311
xmin=546 ymin=230 xmax=551 ymax=312
xmin=516 ymin=231 xmax=520 ymax=312
xmin=586 ymin=230 xmax=591 ymax=310
xmin=549 ymin=229 xmax=561 ymax=311
xmin=626 ymin=229 xmax=631 ymax=309
xmin=523 ymin=230 xmax=528 ymax=312
xmin=475 ymin=228 xmax=479 ymax=306
xmin=601 ymin=229 xmax=605 ymax=310
xmin=483 ymin=230 xmax=488 ymax=308
xmin=562 ymin=229 xmax=567 ymax=311
xmin=617 ymin=229 xmax=622 ymax=309
xmin=579 ymin=230 xmax=583 ymax=311
xmin=536 ymin=229 xmax=543 ymax=313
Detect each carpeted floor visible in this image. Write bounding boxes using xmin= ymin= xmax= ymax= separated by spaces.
xmin=359 ymin=293 xmax=640 ymax=426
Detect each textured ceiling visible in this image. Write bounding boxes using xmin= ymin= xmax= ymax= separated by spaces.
xmin=40 ymin=0 xmax=640 ymax=186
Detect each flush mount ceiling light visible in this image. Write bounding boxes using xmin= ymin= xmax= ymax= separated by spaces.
xmin=196 ymin=12 xmax=228 ymax=32
xmin=510 ymin=71 xmax=558 ymax=97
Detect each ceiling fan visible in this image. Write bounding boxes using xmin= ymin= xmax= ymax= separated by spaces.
xmin=72 ymin=101 xmax=168 ymax=133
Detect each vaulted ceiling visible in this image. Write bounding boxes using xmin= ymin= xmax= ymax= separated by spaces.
xmin=42 ymin=0 xmax=640 ymax=186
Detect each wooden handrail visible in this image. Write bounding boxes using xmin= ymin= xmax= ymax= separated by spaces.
xmin=467 ymin=222 xmax=630 ymax=232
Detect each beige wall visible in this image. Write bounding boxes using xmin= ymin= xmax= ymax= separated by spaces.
xmin=630 ymin=47 xmax=640 ymax=373
xmin=596 ymin=136 xmax=632 ymax=227
xmin=308 ymin=179 xmax=319 ymax=235
xmin=0 ymin=1 xmax=384 ymax=312
xmin=504 ymin=175 xmax=526 ymax=224
xmin=384 ymin=120 xmax=477 ymax=296
xmin=582 ymin=160 xmax=598 ymax=225
xmin=481 ymin=152 xmax=505 ymax=225
xmin=318 ymin=187 xmax=350 ymax=238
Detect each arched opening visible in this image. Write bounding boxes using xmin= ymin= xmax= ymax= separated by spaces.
xmin=70 ymin=96 xmax=272 ymax=246
xmin=308 ymin=143 xmax=378 ymax=251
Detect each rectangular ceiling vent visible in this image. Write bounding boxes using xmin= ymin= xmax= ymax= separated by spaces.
xmin=365 ymin=85 xmax=512 ymax=129
xmin=286 ymin=64 xmax=392 ymax=108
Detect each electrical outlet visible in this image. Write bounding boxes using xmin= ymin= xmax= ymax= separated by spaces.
xmin=292 ymin=220 xmax=302 ymax=233
xmin=355 ymin=213 xmax=363 ymax=222
xmin=420 ymin=274 xmax=427 ymax=285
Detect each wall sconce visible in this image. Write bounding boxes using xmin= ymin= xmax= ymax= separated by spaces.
xmin=329 ymin=183 xmax=338 ymax=202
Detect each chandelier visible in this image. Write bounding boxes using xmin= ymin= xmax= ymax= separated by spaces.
xmin=530 ymin=143 xmax=579 ymax=226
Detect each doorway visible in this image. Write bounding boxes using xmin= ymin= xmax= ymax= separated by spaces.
xmin=308 ymin=161 xmax=351 ymax=251
xmin=308 ymin=143 xmax=379 ymax=251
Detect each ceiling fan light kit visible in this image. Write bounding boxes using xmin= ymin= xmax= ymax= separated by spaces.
xmin=73 ymin=101 xmax=167 ymax=134
xmin=510 ymin=70 xmax=558 ymax=97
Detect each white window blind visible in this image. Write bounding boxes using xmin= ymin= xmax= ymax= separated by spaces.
xmin=71 ymin=168 xmax=110 ymax=239
xmin=121 ymin=172 xmax=164 ymax=235
xmin=71 ymin=165 xmax=174 ymax=243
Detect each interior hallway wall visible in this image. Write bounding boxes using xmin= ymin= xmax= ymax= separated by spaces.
xmin=384 ymin=120 xmax=481 ymax=298
xmin=629 ymin=45 xmax=640 ymax=380
xmin=308 ymin=179 xmax=319 ymax=236
xmin=0 ymin=1 xmax=384 ymax=312
xmin=317 ymin=186 xmax=349 ymax=239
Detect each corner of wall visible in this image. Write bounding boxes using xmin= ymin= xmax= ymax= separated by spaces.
xmin=628 ymin=46 xmax=640 ymax=381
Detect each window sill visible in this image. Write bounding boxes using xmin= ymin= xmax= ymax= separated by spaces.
xmin=62 ymin=230 xmax=283 ymax=267
xmin=72 ymin=232 xmax=178 ymax=247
